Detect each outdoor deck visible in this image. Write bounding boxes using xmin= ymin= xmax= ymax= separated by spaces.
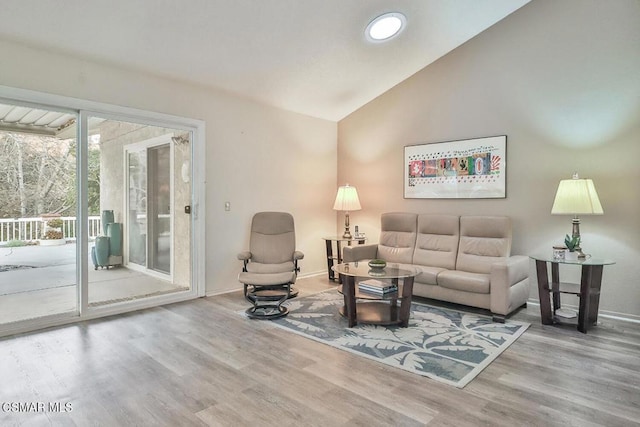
xmin=0 ymin=243 xmax=187 ymax=324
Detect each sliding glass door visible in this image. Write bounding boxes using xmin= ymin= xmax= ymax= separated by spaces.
xmin=0 ymin=86 xmax=203 ymax=337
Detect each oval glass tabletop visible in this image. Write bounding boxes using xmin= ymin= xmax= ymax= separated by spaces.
xmin=331 ymin=261 xmax=417 ymax=278
xmin=529 ymin=255 xmax=615 ymax=266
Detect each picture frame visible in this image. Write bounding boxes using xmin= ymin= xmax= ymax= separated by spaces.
xmin=404 ymin=135 xmax=506 ymax=199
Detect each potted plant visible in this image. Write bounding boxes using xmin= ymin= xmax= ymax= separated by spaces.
xmin=564 ymin=234 xmax=580 ymax=260
xmin=40 ymin=218 xmax=66 ymax=246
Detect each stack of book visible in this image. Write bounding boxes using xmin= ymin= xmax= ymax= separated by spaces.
xmin=358 ymin=279 xmax=398 ymax=295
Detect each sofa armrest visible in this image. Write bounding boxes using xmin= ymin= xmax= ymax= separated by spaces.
xmin=490 ymin=255 xmax=530 ymax=316
xmin=342 ymin=244 xmax=379 ymax=263
xmin=293 ymin=250 xmax=304 ymax=260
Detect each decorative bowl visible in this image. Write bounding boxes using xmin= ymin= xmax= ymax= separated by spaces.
xmin=368 ymin=259 xmax=387 ymax=269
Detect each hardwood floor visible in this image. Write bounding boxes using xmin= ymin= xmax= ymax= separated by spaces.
xmin=1 ymin=275 xmax=639 ymax=426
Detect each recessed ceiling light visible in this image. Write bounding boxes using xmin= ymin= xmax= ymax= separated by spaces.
xmin=365 ymin=12 xmax=406 ymax=42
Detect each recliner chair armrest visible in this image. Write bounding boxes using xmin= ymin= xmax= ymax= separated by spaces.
xmin=293 ymin=251 xmax=304 ymax=260
xmin=343 ymin=244 xmax=379 ymax=263
xmin=237 ymin=251 xmax=252 ymax=261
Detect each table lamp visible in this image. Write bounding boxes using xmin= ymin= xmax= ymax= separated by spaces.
xmin=551 ymin=172 xmax=603 ymax=258
xmin=333 ymin=184 xmax=361 ymax=239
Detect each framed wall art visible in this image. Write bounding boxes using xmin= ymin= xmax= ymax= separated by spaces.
xmin=404 ymin=135 xmax=506 ymax=199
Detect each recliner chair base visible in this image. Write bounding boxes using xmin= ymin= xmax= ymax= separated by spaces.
xmin=244 ymin=284 xmax=292 ymax=320
xmin=245 ymin=305 xmax=289 ymax=319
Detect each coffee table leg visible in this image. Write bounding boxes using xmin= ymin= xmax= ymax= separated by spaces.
xmin=389 ymin=278 xmax=398 ymax=320
xmin=399 ymin=276 xmax=414 ymax=327
xmin=343 ymin=275 xmax=357 ymax=327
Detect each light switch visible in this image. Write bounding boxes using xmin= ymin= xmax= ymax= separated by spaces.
xmin=225 ymin=202 xmax=231 ymax=211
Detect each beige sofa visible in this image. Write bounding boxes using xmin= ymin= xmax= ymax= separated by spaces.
xmin=342 ymin=213 xmax=529 ymax=321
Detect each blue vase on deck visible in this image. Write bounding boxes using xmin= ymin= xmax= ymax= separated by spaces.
xmin=101 ymin=210 xmax=114 ymax=235
xmin=107 ymin=222 xmax=122 ymax=257
xmin=95 ymin=236 xmax=110 ymax=266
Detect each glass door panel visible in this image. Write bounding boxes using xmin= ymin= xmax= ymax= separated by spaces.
xmin=148 ymin=144 xmax=171 ymax=274
xmin=0 ymin=102 xmax=78 ymax=324
xmin=127 ymin=150 xmax=147 ymax=268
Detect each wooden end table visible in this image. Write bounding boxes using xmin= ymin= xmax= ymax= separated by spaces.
xmin=332 ymin=261 xmax=417 ymax=328
xmin=322 ymin=236 xmax=367 ymax=282
xmin=531 ymin=255 xmax=615 ymax=333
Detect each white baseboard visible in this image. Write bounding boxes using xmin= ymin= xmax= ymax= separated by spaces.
xmin=526 ymin=298 xmax=640 ymax=324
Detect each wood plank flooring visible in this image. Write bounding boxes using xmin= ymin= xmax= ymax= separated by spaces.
xmin=1 ymin=275 xmax=639 ymax=426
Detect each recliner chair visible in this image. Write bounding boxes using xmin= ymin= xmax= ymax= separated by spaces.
xmin=238 ymin=212 xmax=304 ymax=319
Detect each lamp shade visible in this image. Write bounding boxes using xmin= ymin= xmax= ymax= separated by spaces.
xmin=333 ymin=184 xmax=361 ymax=211
xmin=551 ymin=174 xmax=603 ymax=215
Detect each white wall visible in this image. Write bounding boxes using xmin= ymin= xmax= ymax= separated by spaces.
xmin=338 ymin=0 xmax=640 ymax=319
xmin=0 ymin=38 xmax=337 ymax=295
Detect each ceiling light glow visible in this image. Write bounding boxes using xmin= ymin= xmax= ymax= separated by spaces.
xmin=366 ymin=12 xmax=406 ymax=42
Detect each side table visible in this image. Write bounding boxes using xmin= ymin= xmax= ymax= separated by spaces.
xmin=323 ymin=236 xmax=367 ymax=281
xmin=531 ymin=255 xmax=615 ymax=333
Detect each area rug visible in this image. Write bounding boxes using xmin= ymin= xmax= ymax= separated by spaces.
xmin=270 ymin=289 xmax=529 ymax=388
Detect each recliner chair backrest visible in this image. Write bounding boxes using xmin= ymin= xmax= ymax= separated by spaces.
xmin=249 ymin=212 xmax=296 ymax=264
xmin=456 ymin=216 xmax=512 ymax=274
xmin=413 ymin=214 xmax=459 ymax=269
xmin=377 ymin=212 xmax=417 ymax=264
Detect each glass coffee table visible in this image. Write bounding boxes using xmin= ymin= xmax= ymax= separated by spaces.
xmin=332 ymin=261 xmax=417 ymax=327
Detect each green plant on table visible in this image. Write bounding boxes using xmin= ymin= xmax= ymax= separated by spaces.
xmin=564 ymin=234 xmax=580 ymax=252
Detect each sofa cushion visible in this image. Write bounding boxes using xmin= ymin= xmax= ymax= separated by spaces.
xmin=246 ymin=261 xmax=295 ymax=274
xmin=456 ymin=216 xmax=511 ymax=274
xmin=413 ymin=214 xmax=459 ymax=269
xmin=377 ymin=212 xmax=417 ymax=264
xmin=413 ymin=265 xmax=447 ymax=286
xmin=437 ymin=269 xmax=490 ymax=294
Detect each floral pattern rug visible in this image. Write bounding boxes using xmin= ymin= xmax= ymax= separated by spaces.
xmin=270 ymin=289 xmax=529 ymax=388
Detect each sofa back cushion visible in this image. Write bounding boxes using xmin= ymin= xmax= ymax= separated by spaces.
xmin=377 ymin=212 xmax=417 ymax=264
xmin=456 ymin=216 xmax=512 ymax=274
xmin=413 ymin=214 xmax=459 ymax=269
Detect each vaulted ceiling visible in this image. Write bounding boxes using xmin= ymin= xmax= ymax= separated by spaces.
xmin=0 ymin=0 xmax=529 ymax=121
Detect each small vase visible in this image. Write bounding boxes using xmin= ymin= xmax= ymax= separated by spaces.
xmin=565 ymin=251 xmax=579 ymax=261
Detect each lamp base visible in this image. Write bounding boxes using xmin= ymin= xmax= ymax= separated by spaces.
xmin=342 ymin=212 xmax=352 ymax=239
xmin=571 ymin=216 xmax=586 ymax=259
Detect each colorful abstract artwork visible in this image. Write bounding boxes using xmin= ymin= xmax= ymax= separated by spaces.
xmin=404 ymin=135 xmax=506 ymax=198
